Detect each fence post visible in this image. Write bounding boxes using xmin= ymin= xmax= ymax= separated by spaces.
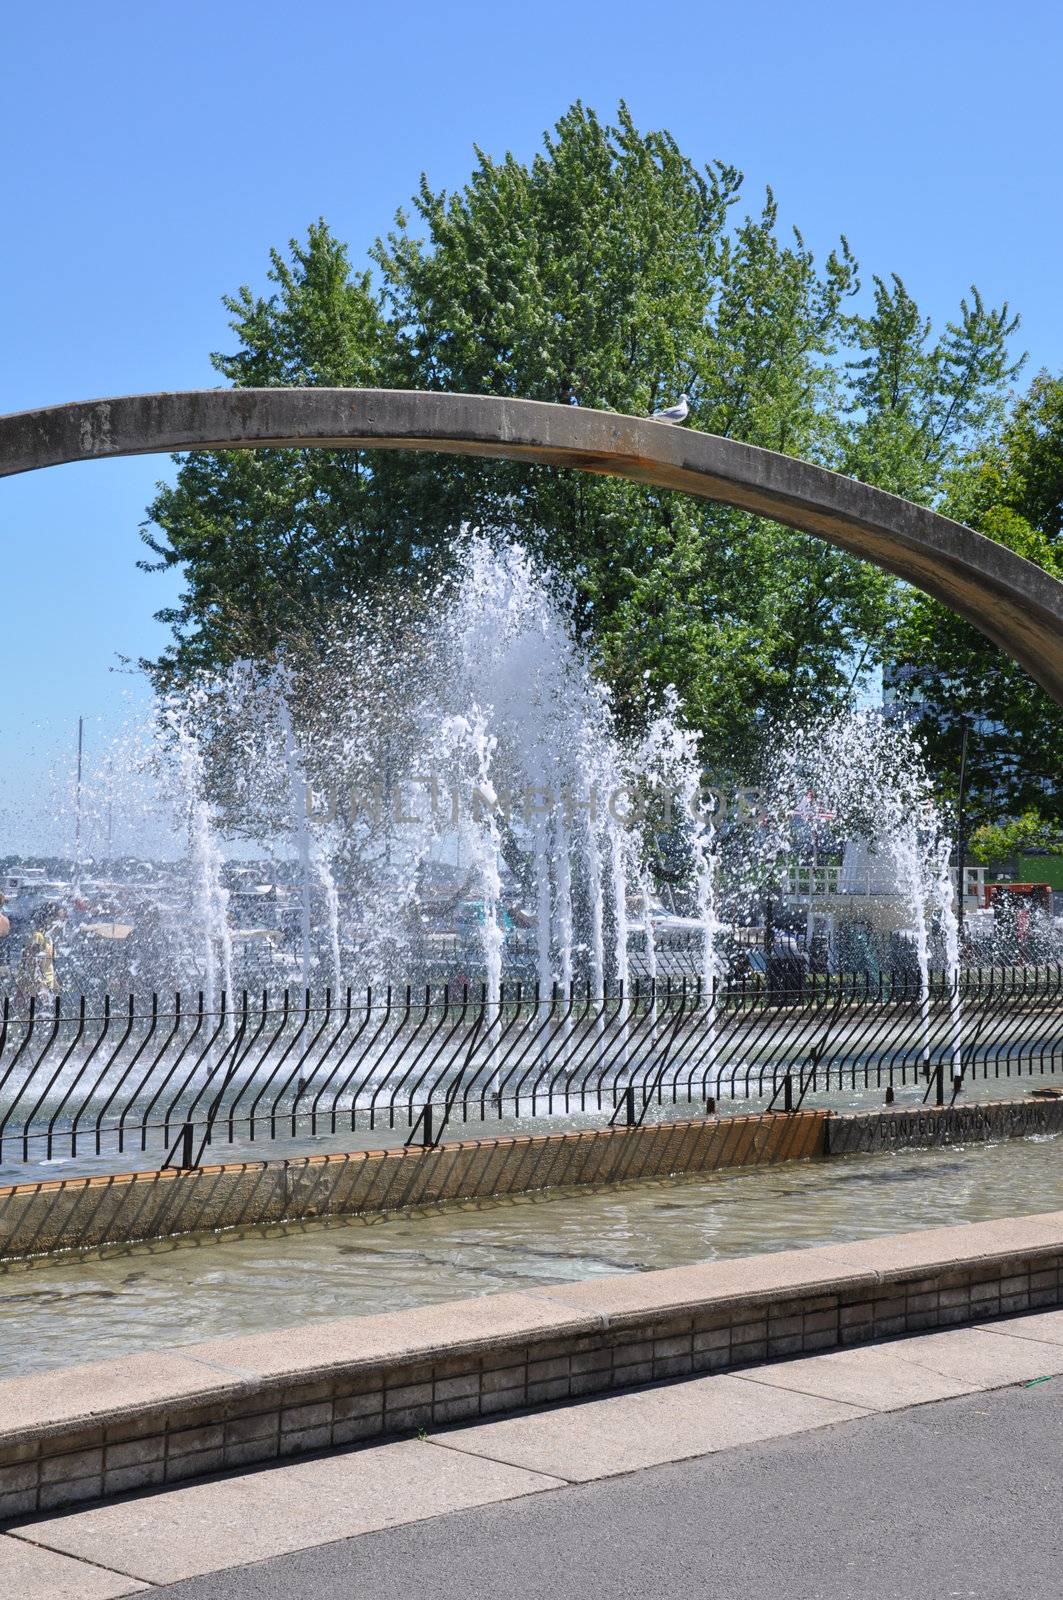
xmin=423 ymin=1102 xmax=435 ymax=1149
xmin=180 ymin=1121 xmax=194 ymax=1170
xmin=624 ymin=1085 xmax=636 ymax=1127
xmin=935 ymin=1063 xmax=945 ymax=1107
xmin=784 ymin=1072 xmax=793 ymax=1113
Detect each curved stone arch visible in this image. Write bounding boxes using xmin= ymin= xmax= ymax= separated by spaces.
xmin=2 ymin=387 xmax=1061 ymax=704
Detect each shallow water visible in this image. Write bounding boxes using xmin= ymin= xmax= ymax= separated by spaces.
xmin=1 ymin=1132 xmax=1060 ymax=1378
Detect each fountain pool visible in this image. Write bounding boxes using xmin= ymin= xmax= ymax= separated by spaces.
xmin=1 ymin=1130 xmax=1060 ymax=1378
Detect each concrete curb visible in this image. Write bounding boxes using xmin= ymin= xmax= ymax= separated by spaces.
xmin=0 ymin=1210 xmax=1060 ymax=1519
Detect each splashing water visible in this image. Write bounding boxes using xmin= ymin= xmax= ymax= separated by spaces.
xmin=5 ymin=538 xmax=1005 ymax=1042
xmin=277 ymin=685 xmax=313 ymax=991
xmin=168 ymin=707 xmax=233 ymax=1019
xmin=440 ymin=706 xmax=504 ymax=1009
xmin=756 ymin=709 xmax=965 ymax=1072
xmin=638 ymin=689 xmax=722 ymax=1073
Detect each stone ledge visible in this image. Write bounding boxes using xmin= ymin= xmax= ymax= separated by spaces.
xmin=0 ymin=1210 xmax=1059 ymax=1519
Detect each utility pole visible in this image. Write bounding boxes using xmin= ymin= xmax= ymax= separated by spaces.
xmin=956 ymin=719 xmax=970 ymax=937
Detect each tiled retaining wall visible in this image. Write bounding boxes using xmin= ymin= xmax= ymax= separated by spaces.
xmin=0 ymin=1109 xmax=826 ymax=1261
xmin=2 ymin=1097 xmax=1060 ymax=1264
xmin=4 ymin=1094 xmax=1061 ymax=1264
xmin=1 ymin=1211 xmax=1060 ymax=1519
xmin=828 ymin=1094 xmax=1063 ymax=1154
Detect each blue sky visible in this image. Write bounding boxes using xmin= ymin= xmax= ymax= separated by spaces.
xmin=2 ymin=0 xmax=1061 ymax=851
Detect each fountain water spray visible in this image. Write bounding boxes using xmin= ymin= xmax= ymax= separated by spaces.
xmin=168 ymin=706 xmax=233 ymax=1021
xmin=638 ymin=690 xmax=722 ymax=1077
xmin=759 ymin=709 xmax=965 ymax=1082
xmin=8 ymin=538 xmax=993 ymax=1111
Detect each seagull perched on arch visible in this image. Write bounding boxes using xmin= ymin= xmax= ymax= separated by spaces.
xmin=649 ymin=393 xmax=690 ymax=424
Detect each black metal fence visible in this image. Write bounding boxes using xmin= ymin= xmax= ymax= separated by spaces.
xmin=1 ymin=965 xmax=1062 ymax=1175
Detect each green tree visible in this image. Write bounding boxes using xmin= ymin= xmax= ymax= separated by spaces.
xmin=140 ymin=223 xmax=419 ymax=683
xmin=891 ymin=371 xmax=1063 ymax=825
xmin=140 ymin=103 xmax=1023 ymax=780
xmin=968 ymin=811 xmax=1063 ymax=867
xmin=370 ymin=104 xmax=889 ymax=762
xmin=841 ymin=274 xmax=1021 ymax=502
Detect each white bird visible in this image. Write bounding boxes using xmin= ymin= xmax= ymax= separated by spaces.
xmin=650 ymin=393 xmax=690 ymax=424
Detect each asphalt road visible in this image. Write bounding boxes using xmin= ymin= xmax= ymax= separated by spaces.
xmin=155 ymin=1377 xmax=1061 ymax=1600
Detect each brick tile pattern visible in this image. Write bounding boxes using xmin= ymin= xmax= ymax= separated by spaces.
xmin=2 ymin=1247 xmax=1058 ymax=1521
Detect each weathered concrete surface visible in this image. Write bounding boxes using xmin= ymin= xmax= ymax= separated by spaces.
xmin=13 ymin=1337 xmax=1061 ymax=1591
xmin=5 ymin=1440 xmax=562 ymax=1587
xmin=426 ymin=1371 xmax=866 ymax=1483
xmin=1 ymin=389 xmax=1062 ymax=701
xmin=127 ymin=1376 xmax=1063 ymax=1600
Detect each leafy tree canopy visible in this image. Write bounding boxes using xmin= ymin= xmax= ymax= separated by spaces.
xmin=968 ymin=810 xmax=1063 ymax=867
xmin=141 ymin=101 xmax=1028 ymax=786
xmin=891 ymin=371 xmax=1063 ymax=826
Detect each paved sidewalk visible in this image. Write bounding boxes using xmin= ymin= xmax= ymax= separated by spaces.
xmin=3 ymin=1309 xmax=1062 ymax=1597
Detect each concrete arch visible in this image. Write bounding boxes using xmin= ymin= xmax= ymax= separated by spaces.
xmin=1 ymin=387 xmax=1061 ymax=704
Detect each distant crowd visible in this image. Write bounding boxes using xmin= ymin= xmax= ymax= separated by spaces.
xmin=0 ymin=893 xmax=66 ymax=1011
